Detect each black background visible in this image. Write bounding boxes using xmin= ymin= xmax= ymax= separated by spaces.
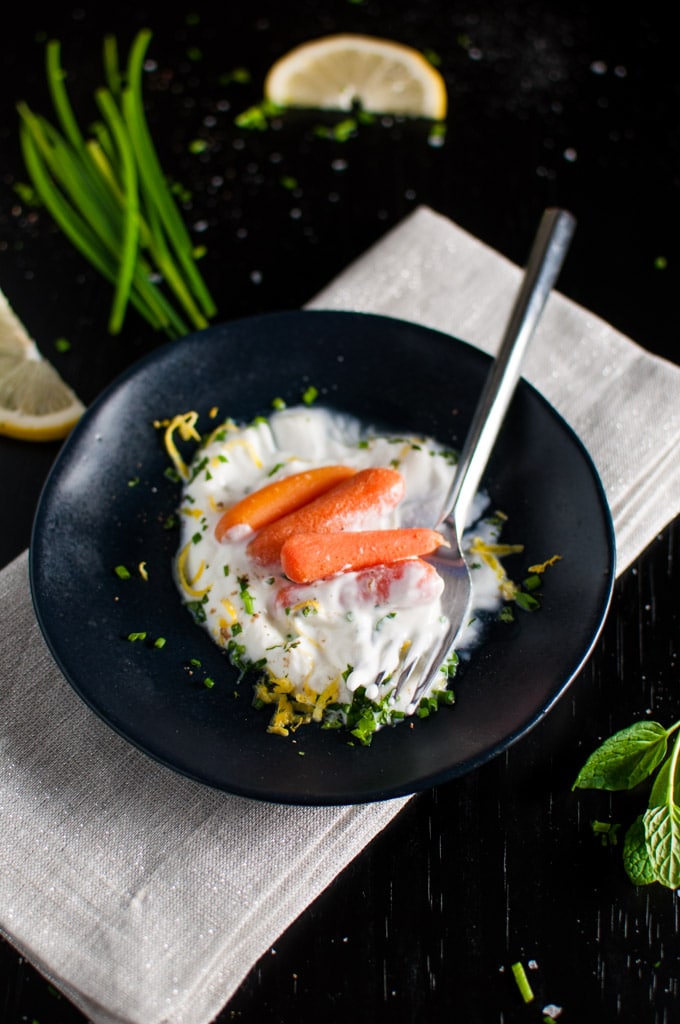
xmin=1 ymin=1 xmax=679 ymax=1022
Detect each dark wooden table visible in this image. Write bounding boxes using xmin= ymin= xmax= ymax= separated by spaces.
xmin=2 ymin=2 xmax=679 ymax=1021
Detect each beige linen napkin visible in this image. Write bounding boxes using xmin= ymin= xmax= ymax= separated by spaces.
xmin=2 ymin=206 xmax=680 ymax=1024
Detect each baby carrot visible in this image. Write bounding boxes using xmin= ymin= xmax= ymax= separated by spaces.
xmin=354 ymin=557 xmax=444 ymax=605
xmin=280 ymin=528 xmax=446 ymax=585
xmin=280 ymin=527 xmax=447 ymax=583
xmin=277 ymin=557 xmax=443 ymax=610
xmin=247 ymin=466 xmax=406 ymax=566
xmin=215 ymin=465 xmax=355 ymax=541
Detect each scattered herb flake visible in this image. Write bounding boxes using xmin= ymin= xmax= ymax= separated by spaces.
xmin=511 ymin=961 xmax=535 ymax=1004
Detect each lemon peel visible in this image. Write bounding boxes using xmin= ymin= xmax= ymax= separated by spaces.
xmin=176 ymin=540 xmax=212 ymax=599
xmin=264 ymin=33 xmax=447 ymax=119
xmin=154 ymin=410 xmax=201 ymax=480
xmin=0 ymin=288 xmax=85 ymax=441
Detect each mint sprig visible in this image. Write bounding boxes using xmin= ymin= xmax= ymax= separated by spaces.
xmin=573 ymin=719 xmax=680 ymax=888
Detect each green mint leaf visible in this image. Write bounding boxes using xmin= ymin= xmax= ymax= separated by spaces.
xmin=650 ymin=756 xmax=673 ymax=807
xmin=622 ymin=814 xmax=659 ymax=886
xmin=643 ymin=802 xmax=680 ymax=889
xmin=572 ymin=721 xmax=670 ymax=791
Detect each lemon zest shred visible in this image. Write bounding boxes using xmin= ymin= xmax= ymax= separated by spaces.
xmin=220 ymin=597 xmax=238 ymax=623
xmin=269 ymin=697 xmax=296 ymax=736
xmin=181 ymin=506 xmax=204 ymax=519
xmin=176 ymin=541 xmax=212 ymax=598
xmin=499 ymin=578 xmax=520 ymax=600
xmin=255 ymin=673 xmax=340 ymax=734
xmin=201 ymin=419 xmax=232 ymax=446
xmin=289 ymin=599 xmax=321 ymax=615
xmin=223 ymin=437 xmax=264 ymax=469
xmin=154 ymin=411 xmax=201 ymax=480
xmin=469 ymin=536 xmax=523 ymax=597
xmin=255 ymin=677 xmax=296 ymax=736
xmin=528 ymin=554 xmax=563 ymax=574
xmin=295 ymin=679 xmax=340 ymax=722
xmin=138 ymin=561 xmax=149 ymax=581
xmin=470 ymin=539 xmax=524 ymax=558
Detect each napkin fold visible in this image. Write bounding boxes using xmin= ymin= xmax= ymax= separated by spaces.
xmin=2 ymin=206 xmax=680 ymax=1024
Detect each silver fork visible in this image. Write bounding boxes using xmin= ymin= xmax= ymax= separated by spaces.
xmin=393 ymin=207 xmax=577 ymax=709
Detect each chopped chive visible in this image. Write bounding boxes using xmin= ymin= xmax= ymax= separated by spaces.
xmin=114 ymin=564 xmax=131 ymax=579
xmin=515 ymin=590 xmax=540 ymax=612
xmin=238 ymin=575 xmax=255 ymax=614
xmin=511 ymin=962 xmax=535 ymax=1003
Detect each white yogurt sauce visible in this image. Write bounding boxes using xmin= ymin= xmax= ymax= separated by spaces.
xmin=174 ymin=405 xmax=510 ymax=739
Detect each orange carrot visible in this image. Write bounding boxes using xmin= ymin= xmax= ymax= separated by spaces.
xmin=247 ymin=466 xmax=406 ymax=566
xmin=280 ymin=528 xmax=447 ymax=583
xmin=276 ymin=558 xmax=443 ymax=610
xmin=353 ymin=558 xmax=444 ymax=605
xmin=215 ymin=465 xmax=356 ymax=542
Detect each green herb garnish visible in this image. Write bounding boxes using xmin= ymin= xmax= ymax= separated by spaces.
xmin=573 ymin=719 xmax=680 ymax=888
xmin=17 ymin=30 xmax=216 ymax=338
xmin=511 ymin=961 xmax=534 ymax=1004
xmin=238 ymin=575 xmax=255 ymax=615
xmin=234 ymin=98 xmax=282 ymax=131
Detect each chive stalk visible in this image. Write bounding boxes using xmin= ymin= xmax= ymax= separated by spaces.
xmin=511 ymin=961 xmax=535 ymax=1004
xmin=16 ymin=30 xmax=216 ymax=338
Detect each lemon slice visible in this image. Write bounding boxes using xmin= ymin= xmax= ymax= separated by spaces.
xmin=264 ymin=33 xmax=447 ymax=119
xmin=0 ymin=289 xmax=85 ymax=441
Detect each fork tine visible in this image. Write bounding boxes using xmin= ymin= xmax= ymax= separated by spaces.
xmin=409 ymin=655 xmax=449 ymax=706
xmin=407 ymin=643 xmax=449 ymax=706
xmin=390 ymin=656 xmax=417 ymax=694
xmin=391 ymin=638 xmax=446 ymax=708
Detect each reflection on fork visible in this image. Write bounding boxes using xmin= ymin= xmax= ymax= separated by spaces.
xmin=389 ymin=207 xmax=577 ymax=710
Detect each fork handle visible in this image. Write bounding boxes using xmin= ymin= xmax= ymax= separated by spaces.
xmin=441 ymin=207 xmax=576 ymax=535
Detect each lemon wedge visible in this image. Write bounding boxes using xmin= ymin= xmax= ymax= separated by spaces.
xmin=0 ymin=289 xmax=85 ymax=441
xmin=264 ymin=33 xmax=447 ymax=120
